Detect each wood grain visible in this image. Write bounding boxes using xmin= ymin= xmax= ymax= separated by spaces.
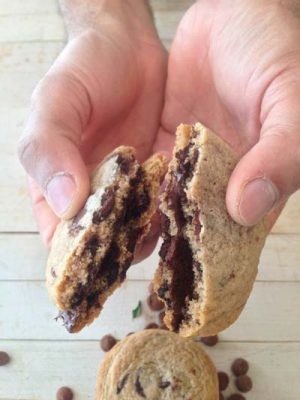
xmin=0 ymin=281 xmax=299 ymax=341
xmin=0 ymin=341 xmax=299 ymax=400
xmin=1 ymin=233 xmax=299 ymax=282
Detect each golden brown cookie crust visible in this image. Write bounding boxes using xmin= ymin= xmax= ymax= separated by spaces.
xmin=96 ymin=329 xmax=218 ymax=400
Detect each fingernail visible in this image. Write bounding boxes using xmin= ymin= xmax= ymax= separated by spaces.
xmin=238 ymin=178 xmax=279 ymax=225
xmin=46 ymin=173 xmax=76 ymax=216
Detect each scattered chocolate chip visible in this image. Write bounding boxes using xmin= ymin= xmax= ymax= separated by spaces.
xmin=159 ymin=380 xmax=171 ymax=389
xmin=219 ymin=393 xmax=225 ymax=400
xmin=147 ymin=293 xmax=164 ymax=311
xmin=158 ymin=311 xmax=165 ymax=325
xmin=227 ymin=394 xmax=246 ymax=400
xmin=235 ymin=375 xmax=252 ymax=393
xmin=56 ymin=387 xmax=73 ymax=400
xmin=116 ymin=373 xmax=129 ymax=394
xmin=0 ymin=351 xmax=10 ymax=366
xmin=160 ymin=324 xmax=168 ymax=330
xmin=145 ymin=322 xmax=159 ymax=329
xmin=200 ymin=335 xmax=218 ymax=347
xmin=100 ymin=334 xmax=117 ymax=352
xmin=218 ymin=371 xmax=229 ymax=391
xmin=148 ymin=282 xmax=154 ymax=294
xmin=231 ymin=358 xmax=249 ymax=376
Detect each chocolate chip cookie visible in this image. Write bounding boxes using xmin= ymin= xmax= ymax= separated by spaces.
xmin=47 ymin=146 xmax=167 ymax=333
xmin=154 ymin=123 xmax=268 ymax=337
xmin=96 ymin=329 xmax=218 ymax=399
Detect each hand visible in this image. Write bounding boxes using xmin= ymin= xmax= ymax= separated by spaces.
xmin=158 ymin=0 xmax=300 ymax=227
xmin=18 ymin=2 xmax=167 ymax=248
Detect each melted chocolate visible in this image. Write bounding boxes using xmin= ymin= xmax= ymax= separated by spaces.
xmin=124 ymin=168 xmax=150 ymax=224
xmin=92 ymin=186 xmax=115 ymax=224
xmin=159 ymin=380 xmax=171 ymax=389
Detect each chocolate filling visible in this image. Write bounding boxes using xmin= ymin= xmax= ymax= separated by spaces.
xmin=59 ymin=168 xmax=149 ymax=332
xmin=158 ymin=144 xmax=202 ymax=331
xmin=159 ymin=380 xmax=171 ymax=389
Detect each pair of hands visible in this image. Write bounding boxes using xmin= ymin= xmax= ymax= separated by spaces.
xmin=18 ymin=0 xmax=300 ymax=259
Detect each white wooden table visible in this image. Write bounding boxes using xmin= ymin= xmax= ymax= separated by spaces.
xmin=0 ymin=1 xmax=299 ymax=399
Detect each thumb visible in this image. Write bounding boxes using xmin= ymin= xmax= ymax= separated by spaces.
xmin=227 ymin=81 xmax=300 ymax=226
xmin=18 ymin=72 xmax=90 ymax=219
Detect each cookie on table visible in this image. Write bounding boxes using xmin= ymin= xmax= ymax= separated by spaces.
xmin=46 ymin=146 xmax=167 ymax=333
xmin=154 ymin=123 xmax=268 ymax=337
xmin=96 ymin=329 xmax=218 ymax=399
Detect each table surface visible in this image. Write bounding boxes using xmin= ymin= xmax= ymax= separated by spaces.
xmin=0 ymin=1 xmax=300 ymax=399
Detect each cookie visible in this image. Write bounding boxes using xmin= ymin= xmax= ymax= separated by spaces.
xmin=96 ymin=329 xmax=218 ymax=399
xmin=154 ymin=123 xmax=268 ymax=337
xmin=46 ymin=147 xmax=167 ymax=333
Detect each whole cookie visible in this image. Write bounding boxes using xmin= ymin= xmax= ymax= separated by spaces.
xmin=154 ymin=123 xmax=268 ymax=336
xmin=96 ymin=329 xmax=218 ymax=399
xmin=47 ymin=146 xmax=167 ymax=333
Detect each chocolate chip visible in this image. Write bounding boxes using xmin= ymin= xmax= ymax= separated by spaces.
xmin=148 ymin=282 xmax=154 ymax=294
xmin=219 ymin=393 xmax=225 ymax=400
xmin=159 ymin=380 xmax=171 ymax=389
xmin=145 ymin=322 xmax=159 ymax=329
xmin=116 ymin=373 xmax=129 ymax=394
xmin=160 ymin=324 xmax=168 ymax=330
xmin=86 ymin=234 xmax=99 ymax=257
xmin=147 ymin=293 xmax=164 ymax=311
xmin=231 ymin=358 xmax=249 ymax=376
xmin=158 ymin=311 xmax=165 ymax=324
xmin=126 ymin=332 xmax=134 ymax=336
xmin=160 ymin=212 xmax=170 ymax=232
xmin=235 ymin=375 xmax=252 ymax=393
xmin=100 ymin=334 xmax=117 ymax=352
xmin=135 ymin=372 xmax=146 ymax=398
xmin=93 ymin=187 xmax=115 ymax=224
xmin=200 ymin=335 xmax=218 ymax=347
xmin=56 ymin=387 xmax=73 ymax=400
xmin=218 ymin=371 xmax=229 ymax=391
xmin=117 ymin=154 xmax=132 ymax=174
xmin=227 ymin=394 xmax=246 ymax=400
xmin=0 ymin=351 xmax=10 ymax=366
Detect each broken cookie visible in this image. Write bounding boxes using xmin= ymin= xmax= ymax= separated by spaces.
xmin=154 ymin=123 xmax=268 ymax=337
xmin=46 ymin=146 xmax=167 ymax=333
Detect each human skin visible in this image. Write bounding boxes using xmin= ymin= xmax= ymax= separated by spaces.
xmin=18 ymin=0 xmax=300 ymax=257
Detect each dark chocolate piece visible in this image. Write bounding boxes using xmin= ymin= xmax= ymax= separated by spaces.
xmin=218 ymin=371 xmax=229 ymax=391
xmin=227 ymin=394 xmax=246 ymax=400
xmin=147 ymin=293 xmax=164 ymax=311
xmin=56 ymin=386 xmax=73 ymax=400
xmin=235 ymin=375 xmax=253 ymax=393
xmin=116 ymin=373 xmax=129 ymax=394
xmin=231 ymin=358 xmax=249 ymax=376
xmin=135 ymin=371 xmax=146 ymax=398
xmin=0 ymin=351 xmax=10 ymax=366
xmin=200 ymin=335 xmax=219 ymax=347
xmin=159 ymin=380 xmax=171 ymax=389
xmin=100 ymin=334 xmax=117 ymax=352
xmin=144 ymin=322 xmax=159 ymax=329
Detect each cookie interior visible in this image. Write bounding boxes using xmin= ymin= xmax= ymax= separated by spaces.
xmin=156 ymin=128 xmax=202 ymax=332
xmin=49 ymin=150 xmax=166 ymax=333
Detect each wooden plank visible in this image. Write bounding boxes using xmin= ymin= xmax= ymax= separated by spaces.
xmin=0 ymin=42 xmax=63 ymax=73
xmin=0 ymin=14 xmax=65 ymax=43
xmin=0 ymin=341 xmax=299 ymax=400
xmin=0 ymin=11 xmax=181 ymax=43
xmin=0 ymin=281 xmax=299 ymax=341
xmin=272 ymin=191 xmax=300 ymax=234
xmin=0 ymin=0 xmax=193 ymax=15
xmin=0 ymin=0 xmax=58 ymax=15
xmin=1 ymin=233 xmax=299 ymax=282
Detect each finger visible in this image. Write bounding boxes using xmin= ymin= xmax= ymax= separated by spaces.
xmin=227 ymin=82 xmax=300 ymax=226
xmin=28 ymin=177 xmax=60 ymax=246
xmin=18 ymin=70 xmax=90 ymax=219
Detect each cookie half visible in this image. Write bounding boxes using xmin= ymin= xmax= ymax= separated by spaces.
xmin=96 ymin=329 xmax=218 ymax=399
xmin=154 ymin=123 xmax=268 ymax=337
xmin=46 ymin=147 xmax=167 ymax=333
